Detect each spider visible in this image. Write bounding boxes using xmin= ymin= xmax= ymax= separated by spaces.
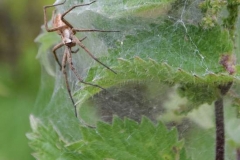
xmin=43 ymin=0 xmax=118 ymax=117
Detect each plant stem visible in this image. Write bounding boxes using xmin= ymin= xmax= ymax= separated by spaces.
xmin=215 ymin=97 xmax=224 ymax=160
xmin=215 ymin=82 xmax=233 ymax=160
xmin=237 ymin=148 xmax=240 ymax=160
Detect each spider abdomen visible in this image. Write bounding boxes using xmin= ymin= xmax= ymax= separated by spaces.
xmin=61 ymin=28 xmax=75 ymax=46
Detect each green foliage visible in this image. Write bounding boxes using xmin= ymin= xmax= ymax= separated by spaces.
xmin=99 ymin=0 xmax=173 ymax=17
xmin=35 ymin=27 xmax=59 ymax=76
xmin=28 ymin=116 xmax=190 ymax=160
xmin=76 ymin=20 xmax=238 ymax=113
xmin=29 ymin=0 xmax=240 ymax=159
xmin=0 ymin=0 xmax=53 ymax=159
xmin=200 ymin=0 xmax=240 ymax=31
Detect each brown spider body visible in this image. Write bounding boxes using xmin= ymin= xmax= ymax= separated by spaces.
xmin=53 ymin=13 xmax=76 ymax=47
xmin=43 ymin=0 xmax=118 ymax=117
xmin=53 ymin=13 xmax=67 ymax=30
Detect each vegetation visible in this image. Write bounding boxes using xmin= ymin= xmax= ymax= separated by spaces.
xmin=3 ymin=0 xmax=240 ymax=159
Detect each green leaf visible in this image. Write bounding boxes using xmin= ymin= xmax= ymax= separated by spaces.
xmin=98 ymin=0 xmax=173 ymax=18
xmin=28 ymin=115 xmax=190 ymax=160
xmin=35 ymin=26 xmax=59 ymax=76
xmin=75 ymin=18 xmax=239 ymax=113
xmin=69 ymin=117 xmax=190 ymax=160
xmin=27 ymin=115 xmax=78 ymax=160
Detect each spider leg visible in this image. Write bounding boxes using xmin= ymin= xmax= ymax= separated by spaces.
xmin=62 ymin=48 xmax=78 ymax=117
xmin=79 ymin=36 xmax=87 ymax=42
xmin=61 ymin=1 xmax=96 ymax=28
xmin=71 ymin=48 xmax=79 ymax=53
xmin=43 ymin=0 xmax=67 ymax=32
xmin=52 ymin=42 xmax=64 ymax=69
xmin=71 ymin=37 xmax=87 ymax=53
xmin=66 ymin=47 xmax=106 ymax=90
xmin=73 ymin=35 xmax=117 ymax=74
xmin=73 ymin=28 xmax=120 ymax=33
xmin=51 ymin=9 xmax=56 ymax=23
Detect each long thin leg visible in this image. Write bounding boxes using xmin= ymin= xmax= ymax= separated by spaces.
xmin=52 ymin=42 xmax=64 ymax=69
xmin=66 ymin=47 xmax=106 ymax=90
xmin=61 ymin=1 xmax=96 ymax=28
xmin=43 ymin=0 xmax=67 ymax=32
xmin=71 ymin=37 xmax=87 ymax=53
xmin=79 ymin=36 xmax=87 ymax=42
xmin=71 ymin=48 xmax=79 ymax=53
xmin=62 ymin=48 xmax=77 ymax=117
xmin=72 ymin=36 xmax=117 ymax=74
xmin=73 ymin=28 xmax=120 ymax=33
xmin=51 ymin=9 xmax=56 ymax=23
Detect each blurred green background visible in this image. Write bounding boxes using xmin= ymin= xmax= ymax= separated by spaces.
xmin=0 ymin=0 xmax=52 ymax=159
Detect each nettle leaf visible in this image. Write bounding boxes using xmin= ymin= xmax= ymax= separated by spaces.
xmin=28 ymin=115 xmax=190 ymax=160
xmin=76 ymin=20 xmax=239 ymax=113
xmin=67 ymin=117 xmax=190 ymax=160
xmin=35 ymin=26 xmax=59 ymax=76
xmin=98 ymin=0 xmax=173 ymax=17
xmin=27 ymin=115 xmax=78 ymax=160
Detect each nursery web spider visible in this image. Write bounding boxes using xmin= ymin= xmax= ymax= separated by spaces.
xmin=43 ymin=0 xmax=118 ymax=117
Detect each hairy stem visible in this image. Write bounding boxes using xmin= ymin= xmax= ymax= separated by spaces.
xmin=215 ymin=82 xmax=233 ymax=160
xmin=215 ymin=97 xmax=224 ymax=160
